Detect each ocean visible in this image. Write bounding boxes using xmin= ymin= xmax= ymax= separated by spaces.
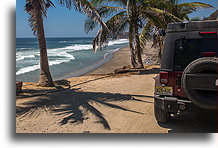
xmin=16 ymin=37 xmax=129 ymax=82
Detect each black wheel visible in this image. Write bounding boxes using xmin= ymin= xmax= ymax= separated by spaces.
xmin=154 ymin=102 xmax=170 ymax=123
xmin=181 ymin=57 xmax=218 ymax=110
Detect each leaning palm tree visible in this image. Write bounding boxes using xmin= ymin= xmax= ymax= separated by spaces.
xmin=85 ymin=0 xmax=183 ymax=68
xmin=25 ymin=0 xmax=108 ymax=86
xmin=86 ymin=0 xmax=213 ymax=68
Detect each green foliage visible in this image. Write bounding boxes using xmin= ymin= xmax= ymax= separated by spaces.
xmin=85 ymin=0 xmax=182 ymax=52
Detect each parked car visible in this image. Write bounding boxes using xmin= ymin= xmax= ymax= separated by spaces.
xmin=154 ymin=20 xmax=218 ymax=122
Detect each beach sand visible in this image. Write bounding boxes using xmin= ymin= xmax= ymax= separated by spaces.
xmin=86 ymin=47 xmax=131 ymax=75
xmin=16 ymin=46 xmax=217 ymax=133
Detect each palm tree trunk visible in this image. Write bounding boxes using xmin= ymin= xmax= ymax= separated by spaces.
xmin=128 ymin=0 xmax=143 ymax=69
xmin=127 ymin=0 xmax=138 ymax=68
xmin=133 ymin=19 xmax=144 ymax=68
xmin=157 ymin=35 xmax=164 ymax=64
xmin=34 ymin=1 xmax=54 ymax=87
xmin=131 ymin=8 xmax=144 ymax=69
xmin=129 ymin=23 xmax=138 ymax=68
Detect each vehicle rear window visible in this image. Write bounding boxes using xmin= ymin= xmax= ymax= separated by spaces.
xmin=174 ymin=38 xmax=218 ymax=71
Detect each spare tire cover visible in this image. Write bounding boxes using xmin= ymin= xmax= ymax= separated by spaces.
xmin=181 ymin=57 xmax=218 ymax=110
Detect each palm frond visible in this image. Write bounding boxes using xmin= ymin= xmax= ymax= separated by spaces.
xmin=25 ymin=0 xmax=57 ymax=36
xmin=176 ymin=2 xmax=214 ymax=11
xmin=27 ymin=11 xmax=37 ymax=36
xmin=139 ymin=22 xmax=153 ymax=47
xmin=140 ymin=11 xmax=166 ymax=28
xmin=92 ymin=11 xmax=127 ymax=51
xmin=97 ymin=6 xmax=125 ymax=17
xmin=92 ymin=28 xmax=109 ymax=52
xmin=84 ymin=6 xmax=125 ymax=33
xmin=149 ymin=7 xmax=182 ymax=22
xmin=84 ymin=17 xmax=98 ymax=33
xmin=91 ymin=0 xmax=127 ymax=7
xmin=105 ymin=11 xmax=126 ymax=26
xmin=25 ymin=0 xmax=47 ymax=36
xmin=115 ymin=17 xmax=129 ymax=37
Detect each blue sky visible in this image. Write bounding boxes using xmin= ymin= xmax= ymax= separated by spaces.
xmin=16 ymin=0 xmax=218 ymax=38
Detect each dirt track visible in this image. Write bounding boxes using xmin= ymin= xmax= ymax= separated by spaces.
xmin=16 ymin=68 xmax=217 ymax=133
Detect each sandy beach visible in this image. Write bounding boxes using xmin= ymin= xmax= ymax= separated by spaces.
xmin=85 ymin=47 xmax=131 ymax=75
xmin=57 ymin=46 xmax=131 ymax=79
xmin=16 ymin=46 xmax=217 ymax=133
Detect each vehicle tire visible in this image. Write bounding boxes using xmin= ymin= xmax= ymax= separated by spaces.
xmin=154 ymin=104 xmax=170 ymax=123
xmin=181 ymin=57 xmax=218 ymax=110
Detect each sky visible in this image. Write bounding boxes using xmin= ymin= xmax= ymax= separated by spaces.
xmin=16 ymin=0 xmax=218 ymax=38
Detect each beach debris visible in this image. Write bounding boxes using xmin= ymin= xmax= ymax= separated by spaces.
xmin=16 ymin=81 xmax=23 ymax=95
xmin=54 ymin=79 xmax=71 ymax=88
xmin=114 ymin=66 xmax=130 ymax=74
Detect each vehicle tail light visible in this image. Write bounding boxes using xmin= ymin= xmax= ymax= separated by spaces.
xmin=202 ymin=52 xmax=215 ymax=57
xmin=199 ymin=32 xmax=217 ymax=35
xmin=160 ymin=72 xmax=169 ymax=84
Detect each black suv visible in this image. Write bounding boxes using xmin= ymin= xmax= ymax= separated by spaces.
xmin=154 ymin=20 xmax=218 ymax=123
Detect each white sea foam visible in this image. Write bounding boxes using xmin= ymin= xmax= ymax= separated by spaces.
xmin=104 ymin=48 xmax=120 ymax=59
xmin=16 ymin=49 xmax=76 ymax=75
xmin=16 ymin=55 xmax=75 ymax=75
xmin=49 ymin=59 xmax=71 ymax=66
xmin=111 ymin=48 xmax=120 ymax=52
xmin=16 ymin=39 xmax=128 ymax=75
xmin=58 ymin=41 xmax=74 ymax=43
xmin=17 ymin=48 xmax=29 ymax=50
xmin=104 ymin=53 xmax=109 ymax=59
xmin=59 ymin=44 xmax=92 ymax=51
xmin=108 ymin=39 xmax=129 ymax=46
xmin=16 ymin=55 xmax=35 ymax=61
xmin=16 ymin=64 xmax=40 ymax=75
xmin=57 ymin=39 xmax=128 ymax=51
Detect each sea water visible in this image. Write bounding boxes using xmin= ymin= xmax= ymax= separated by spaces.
xmin=16 ymin=37 xmax=129 ymax=82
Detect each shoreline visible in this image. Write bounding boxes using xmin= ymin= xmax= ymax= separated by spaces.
xmin=58 ymin=46 xmax=130 ymax=80
xmin=85 ymin=46 xmax=130 ymax=75
xmin=16 ymin=38 xmax=129 ymax=83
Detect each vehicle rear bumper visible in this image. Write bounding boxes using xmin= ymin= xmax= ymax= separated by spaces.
xmin=154 ymin=95 xmax=192 ymax=113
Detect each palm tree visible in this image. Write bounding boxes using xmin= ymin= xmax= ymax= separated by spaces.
xmin=85 ymin=0 xmax=176 ymax=68
xmin=169 ymin=1 xmax=213 ymax=21
xmin=139 ymin=0 xmax=213 ymax=61
xmin=25 ymin=0 xmax=108 ymax=86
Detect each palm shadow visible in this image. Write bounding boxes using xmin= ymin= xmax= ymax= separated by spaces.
xmin=16 ymin=88 xmax=147 ymax=130
xmin=17 ymin=79 xmax=72 ymax=99
xmin=17 ymin=76 xmax=111 ymax=99
xmin=138 ymin=68 xmax=160 ymax=75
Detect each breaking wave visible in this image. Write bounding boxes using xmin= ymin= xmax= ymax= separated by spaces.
xmin=16 ymin=39 xmax=128 ymax=75
xmin=16 ymin=55 xmax=35 ymax=61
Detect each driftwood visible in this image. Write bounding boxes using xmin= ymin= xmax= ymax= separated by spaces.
xmin=114 ymin=66 xmax=131 ymax=74
xmin=16 ymin=81 xmax=23 ymax=94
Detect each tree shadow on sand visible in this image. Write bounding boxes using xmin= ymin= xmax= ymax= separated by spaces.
xmin=17 ymin=79 xmax=71 ymax=99
xmin=16 ymin=88 xmax=149 ymax=130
